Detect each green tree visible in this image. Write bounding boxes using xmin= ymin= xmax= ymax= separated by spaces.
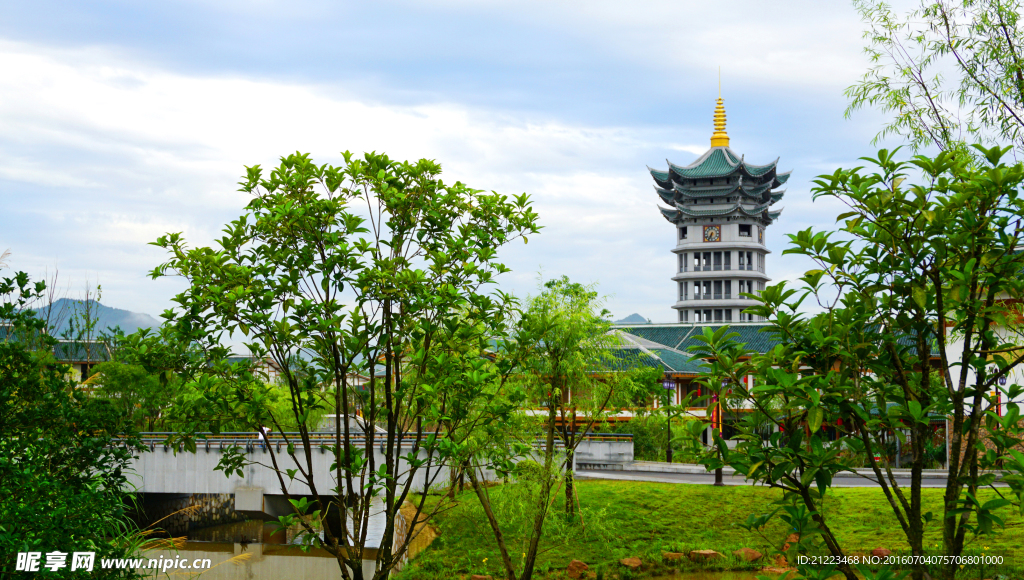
xmin=692 ymin=145 xmax=1024 ymax=580
xmin=464 ymin=277 xmax=654 ymax=580
xmin=848 ymin=0 xmax=1024 ymax=156
xmin=90 ymin=360 xmax=180 ymax=432
xmin=0 ymin=272 xmax=143 ymax=579
xmin=147 ymin=151 xmax=538 ymax=580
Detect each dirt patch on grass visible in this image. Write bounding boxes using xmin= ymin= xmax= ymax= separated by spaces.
xmin=401 ymin=502 xmax=440 ymax=561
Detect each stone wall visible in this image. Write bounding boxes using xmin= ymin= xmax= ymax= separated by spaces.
xmin=138 ymin=493 xmax=250 ymax=536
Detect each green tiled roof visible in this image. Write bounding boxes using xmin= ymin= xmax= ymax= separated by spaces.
xmin=663 ymin=147 xmax=782 ymax=181
xmin=54 ymin=340 xmax=111 ymax=363
xmin=606 ymin=348 xmax=671 ymax=372
xmin=668 ymin=148 xmax=739 ymax=178
xmin=768 ymin=210 xmax=783 ymax=220
xmin=649 ymin=167 xmax=671 ymax=185
xmin=617 ymin=323 xmax=943 ymax=364
xmin=654 ymin=147 xmax=789 ymax=226
xmin=656 ymin=187 xmax=675 ymax=204
xmin=616 ymin=324 xmax=779 ymax=353
xmin=670 ymin=202 xmax=776 ymax=222
xmin=743 ymin=159 xmax=779 ymax=177
xmin=650 ymin=348 xmax=707 ymax=373
xmin=674 ymin=183 xmax=740 ymax=197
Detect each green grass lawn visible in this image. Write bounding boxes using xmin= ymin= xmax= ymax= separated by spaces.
xmin=397 ymin=480 xmax=1021 ymax=580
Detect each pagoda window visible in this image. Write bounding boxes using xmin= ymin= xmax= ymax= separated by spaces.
xmin=713 ymin=252 xmax=722 ymax=271
xmin=724 ymin=280 xmax=732 ymax=299
xmin=679 ymin=282 xmax=687 ymax=301
xmin=702 ymin=281 xmax=711 ymax=300
xmin=679 ymin=253 xmax=686 ymax=272
xmin=745 ymin=252 xmax=753 ymax=271
xmin=702 ymin=252 xmax=712 ymax=271
xmin=693 ymin=309 xmax=702 ymax=322
xmin=725 ymin=309 xmax=733 ymax=322
xmin=724 ymin=252 xmax=731 ymax=270
xmin=713 ymin=281 xmax=723 ymax=300
xmin=704 ymin=309 xmax=713 ymax=321
xmin=693 ymin=253 xmax=701 ymax=270
xmin=714 ymin=309 xmax=724 ymax=322
xmin=739 ymin=224 xmax=751 ymax=237
xmin=679 ymin=310 xmax=688 ymax=322
xmin=679 ymin=226 xmax=687 ymax=240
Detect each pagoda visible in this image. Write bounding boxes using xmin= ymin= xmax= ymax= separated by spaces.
xmin=650 ymin=97 xmax=789 ymax=323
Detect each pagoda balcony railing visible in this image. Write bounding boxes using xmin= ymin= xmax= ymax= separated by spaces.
xmin=684 ymin=293 xmax=737 ymax=301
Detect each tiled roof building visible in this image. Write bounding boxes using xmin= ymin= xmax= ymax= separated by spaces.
xmin=650 ymin=96 xmax=789 ymax=324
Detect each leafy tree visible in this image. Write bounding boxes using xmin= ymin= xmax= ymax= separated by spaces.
xmin=522 ymin=276 xmax=619 ymax=519
xmin=848 ymin=0 xmax=1024 ymax=156
xmin=0 ymin=272 xmax=142 ymax=578
xmin=464 ymin=277 xmax=655 ymax=580
xmin=691 ymin=144 xmax=1024 ymax=580
xmin=90 ymin=360 xmax=180 ymax=431
xmin=147 ymin=151 xmax=538 ymax=580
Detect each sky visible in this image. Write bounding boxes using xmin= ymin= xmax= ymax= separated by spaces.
xmin=0 ymin=0 xmax=905 ymax=325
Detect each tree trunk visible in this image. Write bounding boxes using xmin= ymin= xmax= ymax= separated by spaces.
xmin=564 ymin=448 xmax=576 ymax=518
xmin=521 ymin=401 xmax=559 ymax=580
xmin=467 ymin=466 xmax=518 ymax=580
xmin=798 ymin=488 xmax=857 ymax=580
xmin=666 ymin=411 xmax=673 ymax=463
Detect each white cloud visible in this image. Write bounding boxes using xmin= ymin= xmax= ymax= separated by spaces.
xmin=0 ymin=39 xmax=707 ymax=321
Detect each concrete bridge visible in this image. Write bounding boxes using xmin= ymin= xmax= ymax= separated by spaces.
xmin=124 ymin=432 xmax=633 ymax=512
xmin=122 ymin=432 xmax=631 ymax=577
xmin=127 ymin=432 xmax=632 ymax=492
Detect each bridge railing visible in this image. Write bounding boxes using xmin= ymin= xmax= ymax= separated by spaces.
xmin=121 ymin=432 xmax=632 ymax=453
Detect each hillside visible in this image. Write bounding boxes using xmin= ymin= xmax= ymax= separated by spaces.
xmin=31 ymin=298 xmax=161 ymax=336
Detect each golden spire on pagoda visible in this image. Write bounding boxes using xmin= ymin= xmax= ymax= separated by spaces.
xmin=710 ymin=97 xmax=729 ymax=147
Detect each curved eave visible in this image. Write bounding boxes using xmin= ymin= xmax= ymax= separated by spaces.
xmin=659 ymin=206 xmax=681 ymax=222
xmin=768 ymin=209 xmax=783 ymax=220
xmin=668 ymin=148 xmax=742 ymax=179
xmin=774 ymin=171 xmax=792 ymax=187
xmin=649 ymin=166 xmax=673 ymax=189
xmin=672 ymin=183 xmax=741 ymax=198
xmin=741 ymin=157 xmax=780 ymax=178
xmin=656 ymin=187 xmax=675 ymax=204
xmin=739 ymin=181 xmax=773 ymax=197
xmin=736 ymin=203 xmax=772 ymax=217
xmin=769 ymin=190 xmax=786 ymax=205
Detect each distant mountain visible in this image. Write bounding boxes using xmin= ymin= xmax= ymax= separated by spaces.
xmin=31 ymin=299 xmax=161 ymax=336
xmin=615 ymin=313 xmax=649 ymax=325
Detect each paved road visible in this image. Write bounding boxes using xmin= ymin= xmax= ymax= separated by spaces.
xmin=576 ymin=469 xmax=954 ymax=488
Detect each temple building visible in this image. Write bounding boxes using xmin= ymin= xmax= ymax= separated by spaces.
xmin=650 ymin=97 xmax=789 ymax=323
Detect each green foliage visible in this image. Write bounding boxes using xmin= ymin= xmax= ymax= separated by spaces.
xmin=401 ymin=481 xmax=1024 ymax=580
xmin=848 ymin=0 xmax=1024 ymax=157
xmin=91 ymin=361 xmax=181 ymax=431
xmin=687 ymin=144 xmax=1024 ymax=580
xmin=0 ymin=272 xmax=143 ymax=578
xmin=147 ymin=150 xmax=539 ymax=580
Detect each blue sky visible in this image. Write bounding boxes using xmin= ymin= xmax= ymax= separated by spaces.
xmin=0 ymin=0 xmax=903 ymax=323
